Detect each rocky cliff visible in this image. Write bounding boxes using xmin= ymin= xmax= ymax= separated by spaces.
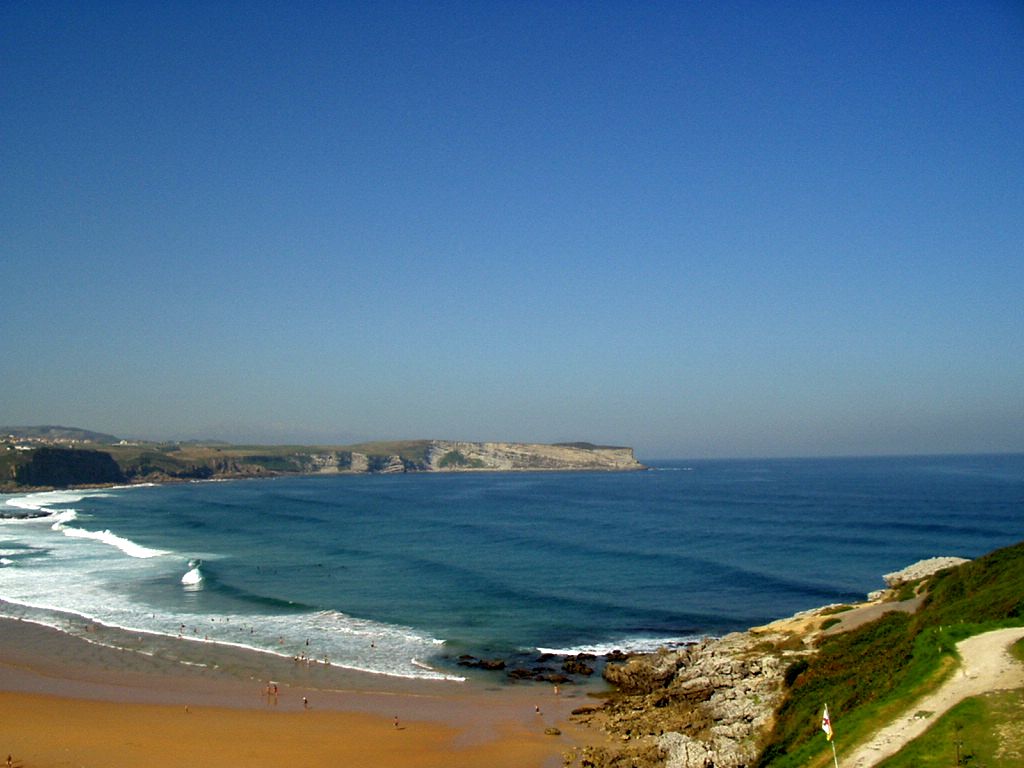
xmin=283 ymin=441 xmax=644 ymax=475
xmin=2 ymin=440 xmax=644 ymax=489
xmin=226 ymin=442 xmax=643 ymax=477
xmin=570 ymin=629 xmax=798 ymax=768
xmin=424 ymin=441 xmax=644 ymax=472
xmin=14 ymin=448 xmax=127 ymax=487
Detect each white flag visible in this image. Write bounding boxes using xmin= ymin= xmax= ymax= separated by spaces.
xmin=821 ymin=704 xmax=834 ymax=741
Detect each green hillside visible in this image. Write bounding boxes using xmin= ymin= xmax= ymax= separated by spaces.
xmin=757 ymin=540 xmax=1024 ymax=767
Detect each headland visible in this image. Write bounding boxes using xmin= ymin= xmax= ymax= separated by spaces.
xmin=566 ymin=542 xmax=1024 ymax=767
xmin=1 ymin=426 xmax=645 ymax=490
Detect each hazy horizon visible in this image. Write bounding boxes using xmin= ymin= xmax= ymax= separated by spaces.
xmin=3 ymin=2 xmax=1022 ymax=460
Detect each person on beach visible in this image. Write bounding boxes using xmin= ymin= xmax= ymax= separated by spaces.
xmin=393 ymin=715 xmax=400 ymax=729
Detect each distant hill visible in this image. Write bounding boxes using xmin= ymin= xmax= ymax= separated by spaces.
xmin=1 ymin=425 xmax=120 ymax=444
xmin=0 ymin=435 xmax=644 ymax=489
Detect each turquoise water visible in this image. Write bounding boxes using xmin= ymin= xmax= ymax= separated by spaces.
xmin=1 ymin=454 xmax=1021 ymax=681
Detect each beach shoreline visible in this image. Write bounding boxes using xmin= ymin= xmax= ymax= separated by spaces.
xmin=0 ymin=552 xmax=979 ymax=768
xmin=0 ymin=616 xmax=598 ymax=766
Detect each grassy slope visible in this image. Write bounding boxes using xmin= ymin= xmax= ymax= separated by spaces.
xmin=876 ymin=643 xmax=1024 ymax=768
xmin=758 ymin=540 xmax=1024 ymax=767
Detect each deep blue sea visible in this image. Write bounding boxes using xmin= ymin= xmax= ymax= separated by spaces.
xmin=1 ymin=455 xmax=1021 ymax=682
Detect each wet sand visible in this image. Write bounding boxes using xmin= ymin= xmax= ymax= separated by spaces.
xmin=0 ymin=618 xmax=599 ymax=767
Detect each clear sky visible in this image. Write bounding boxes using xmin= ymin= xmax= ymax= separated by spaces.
xmin=2 ymin=1 xmax=1022 ymax=459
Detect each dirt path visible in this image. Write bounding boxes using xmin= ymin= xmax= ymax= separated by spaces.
xmin=822 ymin=597 xmax=924 ymax=637
xmin=844 ymin=626 xmax=1024 ymax=767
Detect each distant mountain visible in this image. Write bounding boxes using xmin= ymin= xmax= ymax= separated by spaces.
xmin=1 ymin=425 xmax=120 ymax=444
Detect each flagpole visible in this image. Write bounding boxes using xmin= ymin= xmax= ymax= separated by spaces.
xmin=822 ymin=703 xmax=839 ymax=768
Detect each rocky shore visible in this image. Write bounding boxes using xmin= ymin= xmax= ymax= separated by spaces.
xmin=566 ymin=627 xmax=797 ymax=767
xmin=563 ymin=557 xmax=968 ymax=768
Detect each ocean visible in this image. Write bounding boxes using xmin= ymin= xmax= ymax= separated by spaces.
xmin=1 ymin=454 xmax=1021 ymax=685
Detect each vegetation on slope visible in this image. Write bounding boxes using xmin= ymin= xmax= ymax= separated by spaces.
xmin=14 ymin=447 xmax=126 ymax=487
xmin=876 ymin=681 xmax=1024 ymax=767
xmin=757 ymin=540 xmax=1024 ymax=767
xmin=347 ymin=440 xmax=432 ymax=464
xmin=438 ymin=450 xmax=486 ymax=468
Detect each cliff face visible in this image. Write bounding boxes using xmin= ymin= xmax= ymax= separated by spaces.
xmin=294 ymin=441 xmax=644 ymax=475
xmin=1 ymin=440 xmax=644 ymax=489
xmin=15 ymin=448 xmax=126 ymax=487
xmin=424 ymin=441 xmax=644 ymax=472
xmin=573 ymin=632 xmax=793 ymax=768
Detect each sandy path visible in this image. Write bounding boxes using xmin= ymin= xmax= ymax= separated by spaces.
xmin=822 ymin=597 xmax=924 ymax=636
xmin=844 ymin=626 xmax=1024 ymax=767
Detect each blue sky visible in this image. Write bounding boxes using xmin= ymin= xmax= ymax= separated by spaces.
xmin=2 ymin=1 xmax=1022 ymax=458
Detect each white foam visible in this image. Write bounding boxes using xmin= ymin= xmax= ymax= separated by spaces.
xmin=55 ymin=525 xmax=169 ymax=559
xmin=537 ymin=635 xmax=703 ymax=656
xmin=4 ymin=490 xmax=93 ymax=513
xmin=0 ymin=587 xmax=460 ymax=682
xmin=49 ymin=510 xmax=79 ymax=528
xmin=40 ymin=508 xmax=168 ymax=559
xmin=0 ymin=559 xmax=12 ymax=566
xmin=0 ymin=488 xmax=458 ymax=682
xmin=181 ymin=566 xmax=204 ymax=585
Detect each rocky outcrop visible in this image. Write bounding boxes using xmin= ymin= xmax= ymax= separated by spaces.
xmin=572 ymin=635 xmax=795 ymax=768
xmin=301 ymin=452 xmax=345 ymax=473
xmin=883 ymin=557 xmax=970 ymax=587
xmin=425 ymin=441 xmax=643 ymax=472
xmin=569 ymin=559 xmax=970 ymax=768
xmin=373 ymin=454 xmax=407 ymax=474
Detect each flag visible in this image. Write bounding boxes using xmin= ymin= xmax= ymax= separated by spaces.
xmin=821 ymin=704 xmax=834 ymax=741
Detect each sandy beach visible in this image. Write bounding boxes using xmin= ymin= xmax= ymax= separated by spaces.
xmin=0 ymin=618 xmax=596 ymax=767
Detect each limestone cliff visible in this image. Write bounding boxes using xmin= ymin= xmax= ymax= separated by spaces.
xmin=1 ymin=439 xmax=644 ymax=489
xmin=424 ymin=441 xmax=643 ymax=472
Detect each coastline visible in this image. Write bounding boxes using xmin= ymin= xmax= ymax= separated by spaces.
xmin=3 ymin=460 xmax=1017 ymax=767
xmin=0 ymin=617 xmax=597 ymax=767
xmin=0 ymin=596 xmax=877 ymax=768
xmin=0 ymin=438 xmax=647 ymax=493
xmin=0 ymin=458 xmax=649 ymax=496
xmin=0 ymin=555 xmax=991 ymax=768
